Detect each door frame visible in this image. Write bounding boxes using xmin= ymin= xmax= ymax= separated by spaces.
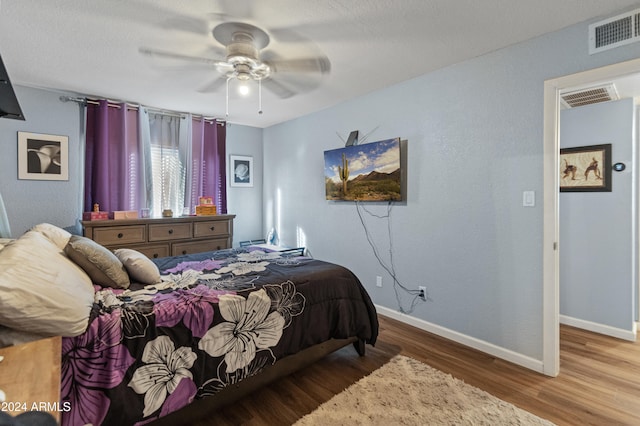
xmin=542 ymin=57 xmax=640 ymax=376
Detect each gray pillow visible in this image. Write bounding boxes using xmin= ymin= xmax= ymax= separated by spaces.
xmin=65 ymin=235 xmax=130 ymax=289
xmin=114 ymin=248 xmax=161 ymax=285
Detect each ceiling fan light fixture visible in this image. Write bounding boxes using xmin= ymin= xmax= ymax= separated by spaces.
xmin=233 ymin=64 xmax=251 ymax=81
xmin=213 ymin=22 xmax=270 ymax=50
xmin=227 ymin=44 xmax=259 ymax=63
xmin=238 ymin=83 xmax=250 ymax=96
xmin=142 ymin=20 xmax=330 ymax=119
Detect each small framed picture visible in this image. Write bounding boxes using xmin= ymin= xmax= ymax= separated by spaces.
xmin=17 ymin=131 xmax=69 ymax=181
xmin=560 ymin=144 xmax=612 ymax=192
xmin=230 ymin=155 xmax=253 ymax=187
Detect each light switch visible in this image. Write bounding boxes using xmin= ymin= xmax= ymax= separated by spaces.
xmin=523 ymin=191 xmax=535 ymax=207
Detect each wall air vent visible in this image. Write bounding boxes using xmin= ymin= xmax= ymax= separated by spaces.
xmin=560 ymin=84 xmax=618 ymax=109
xmin=589 ymin=9 xmax=640 ymax=54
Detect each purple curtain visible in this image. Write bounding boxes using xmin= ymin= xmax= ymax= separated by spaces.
xmin=84 ymin=100 xmax=140 ymax=213
xmin=85 ymin=101 xmax=226 ymax=215
xmin=190 ymin=118 xmax=227 ymax=214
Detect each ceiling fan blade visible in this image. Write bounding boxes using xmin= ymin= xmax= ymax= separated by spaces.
xmin=139 ymin=47 xmax=228 ymax=68
xmin=268 ymin=26 xmax=312 ymax=44
xmin=161 ymin=12 xmax=229 ymax=36
xmin=198 ymin=76 xmax=228 ymax=93
xmin=161 ymin=16 xmax=211 ymax=36
xmin=216 ymin=0 xmax=255 ymax=20
xmin=261 ymin=78 xmax=296 ymax=99
xmin=265 ymin=56 xmax=331 ymax=74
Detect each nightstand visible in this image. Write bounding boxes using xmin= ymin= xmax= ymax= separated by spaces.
xmin=0 ymin=336 xmax=62 ymax=422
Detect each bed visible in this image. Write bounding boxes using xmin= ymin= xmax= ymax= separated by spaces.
xmin=0 ymin=224 xmax=378 ymax=426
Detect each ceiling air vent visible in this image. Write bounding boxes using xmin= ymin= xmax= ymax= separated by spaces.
xmin=560 ymin=84 xmax=619 ymax=109
xmin=589 ymin=9 xmax=640 ymax=54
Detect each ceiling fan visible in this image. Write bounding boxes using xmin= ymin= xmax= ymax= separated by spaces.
xmin=140 ymin=21 xmax=331 ymax=116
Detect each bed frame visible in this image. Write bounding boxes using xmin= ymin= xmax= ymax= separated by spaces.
xmin=152 ymin=337 xmax=363 ymax=425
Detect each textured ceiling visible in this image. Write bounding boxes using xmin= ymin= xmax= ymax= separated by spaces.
xmin=1 ymin=0 xmax=639 ymax=127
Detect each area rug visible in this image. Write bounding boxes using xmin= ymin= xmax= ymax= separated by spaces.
xmin=294 ymin=355 xmax=555 ymax=426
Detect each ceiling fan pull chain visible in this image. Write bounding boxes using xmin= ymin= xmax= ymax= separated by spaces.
xmin=258 ymin=79 xmax=263 ymax=115
xmin=225 ymin=77 xmax=231 ymax=118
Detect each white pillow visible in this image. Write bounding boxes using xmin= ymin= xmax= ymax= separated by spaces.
xmin=114 ymin=248 xmax=161 ymax=285
xmin=0 ymin=238 xmax=13 ymax=251
xmin=0 ymin=231 xmax=94 ymax=336
xmin=30 ymin=222 xmax=72 ymax=250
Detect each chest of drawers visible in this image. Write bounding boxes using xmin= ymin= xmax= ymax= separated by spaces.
xmin=82 ymin=215 xmax=235 ymax=258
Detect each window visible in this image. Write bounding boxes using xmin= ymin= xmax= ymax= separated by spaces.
xmin=84 ymin=101 xmax=226 ymax=216
xmin=148 ymin=113 xmax=185 ymax=217
xmin=150 ymin=144 xmax=185 ymax=216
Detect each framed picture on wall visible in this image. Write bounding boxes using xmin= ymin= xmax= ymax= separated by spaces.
xmin=229 ymin=155 xmax=253 ymax=187
xmin=559 ymin=143 xmax=612 ymax=192
xmin=17 ymin=131 xmax=69 ymax=181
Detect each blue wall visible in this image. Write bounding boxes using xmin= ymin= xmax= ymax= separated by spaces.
xmin=4 ymin=8 xmax=640 ymax=368
xmin=560 ymin=99 xmax=636 ymax=336
xmin=262 ymin=14 xmax=640 ymax=363
xmin=0 ymin=86 xmax=264 ymax=241
xmin=226 ymin=123 xmax=264 ymax=246
xmin=0 ymin=86 xmax=83 ymax=236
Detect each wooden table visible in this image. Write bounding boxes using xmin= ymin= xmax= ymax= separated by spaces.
xmin=0 ymin=336 xmax=62 ymax=422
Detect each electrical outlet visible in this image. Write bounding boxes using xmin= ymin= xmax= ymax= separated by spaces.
xmin=418 ymin=286 xmax=427 ymax=301
xmin=376 ymin=276 xmax=383 ymax=288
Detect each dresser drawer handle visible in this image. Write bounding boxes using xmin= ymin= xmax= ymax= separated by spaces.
xmin=153 ymin=253 xmax=159 ymax=258
xmin=182 ymin=250 xmax=187 ymax=255
xmin=168 ymin=229 xmax=174 ymax=234
xmin=117 ymin=233 xmax=124 ymax=239
xmin=209 ymin=226 xmax=215 ymax=231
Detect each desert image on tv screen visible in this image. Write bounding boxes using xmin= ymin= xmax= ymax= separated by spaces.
xmin=324 ymin=138 xmax=401 ymax=201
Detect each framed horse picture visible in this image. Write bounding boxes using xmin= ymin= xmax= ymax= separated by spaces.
xmin=560 ymin=144 xmax=612 ymax=192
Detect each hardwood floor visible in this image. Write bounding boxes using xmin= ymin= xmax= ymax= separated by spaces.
xmin=193 ymin=314 xmax=640 ymax=425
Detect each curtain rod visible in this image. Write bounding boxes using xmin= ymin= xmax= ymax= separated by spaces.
xmin=59 ymin=95 xmax=225 ymax=124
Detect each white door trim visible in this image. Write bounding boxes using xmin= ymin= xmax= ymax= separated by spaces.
xmin=542 ymin=57 xmax=640 ymax=377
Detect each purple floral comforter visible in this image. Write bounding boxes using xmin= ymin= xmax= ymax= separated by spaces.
xmin=61 ymin=248 xmax=378 ymax=426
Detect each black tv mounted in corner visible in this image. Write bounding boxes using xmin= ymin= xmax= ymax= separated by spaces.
xmin=0 ymin=54 xmax=25 ymax=120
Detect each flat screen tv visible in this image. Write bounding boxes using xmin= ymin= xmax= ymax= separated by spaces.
xmin=324 ymin=137 xmax=403 ymax=201
xmin=0 ymin=54 xmax=25 ymax=120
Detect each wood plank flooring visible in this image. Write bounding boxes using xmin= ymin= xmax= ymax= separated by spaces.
xmin=193 ymin=314 xmax=640 ymax=425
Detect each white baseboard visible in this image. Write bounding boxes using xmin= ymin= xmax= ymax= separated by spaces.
xmin=375 ymin=305 xmax=545 ymax=374
xmin=559 ymin=315 xmax=637 ymax=341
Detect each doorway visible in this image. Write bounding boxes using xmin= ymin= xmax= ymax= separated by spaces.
xmin=543 ymin=57 xmax=640 ymax=377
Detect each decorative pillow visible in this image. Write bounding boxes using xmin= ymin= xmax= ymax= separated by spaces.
xmin=113 ymin=248 xmax=161 ymax=285
xmin=65 ymin=235 xmax=130 ymax=289
xmin=30 ymin=223 xmax=72 ymax=250
xmin=0 ymin=231 xmax=94 ymax=336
